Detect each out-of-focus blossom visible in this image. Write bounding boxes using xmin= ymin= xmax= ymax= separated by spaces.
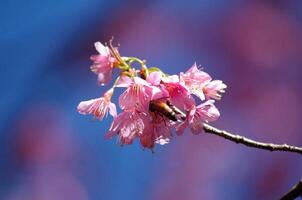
xmin=203 ymin=80 xmax=227 ymax=100
xmin=177 ymin=100 xmax=220 ymax=135
xmin=90 ymin=42 xmax=116 ymax=85
xmin=180 ymin=63 xmax=212 ymax=100
xmin=77 ymin=88 xmax=116 ymax=120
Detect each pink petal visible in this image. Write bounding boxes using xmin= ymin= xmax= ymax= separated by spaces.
xmin=133 ymin=77 xmax=148 ymax=85
xmin=140 ymin=136 xmax=155 ymax=149
xmin=162 ymin=75 xmax=179 ymax=83
xmin=115 ymin=76 xmax=133 ymax=87
xmin=179 ymin=63 xmax=212 ymax=100
xmin=119 ymin=79 xmax=155 ymax=112
xmin=108 ymin=102 xmax=117 ymax=117
xmin=119 ymin=87 xmax=137 ymax=110
xmin=140 ymin=128 xmax=155 ymax=149
xmin=90 ymin=55 xmax=109 ymax=63
xmin=204 ymin=80 xmax=227 ymax=100
xmin=147 ymin=71 xmax=162 ymax=85
xmin=196 ymin=100 xmax=220 ymax=122
xmin=176 ymin=120 xmax=188 ymax=135
xmin=105 ymin=111 xmax=130 ymax=139
xmin=184 ymin=63 xmax=211 ymax=82
xmin=189 ymin=116 xmax=204 ymax=134
xmin=165 ymin=82 xmax=195 ymax=110
xmin=77 ymin=99 xmax=98 ymax=115
xmin=119 ymin=112 xmax=145 ymax=145
xmin=77 ymin=97 xmax=110 ymax=120
xmin=94 ymin=42 xmax=110 ymax=56
xmin=145 ymin=85 xmax=163 ymax=100
xmin=98 ymin=69 xmax=112 ymax=85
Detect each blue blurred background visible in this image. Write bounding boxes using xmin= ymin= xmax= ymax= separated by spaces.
xmin=1 ymin=0 xmax=302 ymax=199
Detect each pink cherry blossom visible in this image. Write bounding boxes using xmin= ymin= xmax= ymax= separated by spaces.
xmin=177 ymin=100 xmax=220 ymax=135
xmin=118 ymin=76 xmax=163 ymax=112
xmin=141 ymin=114 xmax=173 ymax=148
xmin=106 ymin=104 xmax=173 ymax=149
xmin=139 ymin=121 xmax=156 ymax=149
xmin=146 ymin=71 xmax=162 ymax=85
xmin=203 ymin=80 xmax=227 ymax=100
xmin=146 ymin=71 xmax=169 ymax=99
xmin=77 ymin=88 xmax=116 ymax=120
xmin=180 ymin=63 xmax=212 ymax=100
xmin=152 ymin=120 xmax=172 ymax=145
xmin=106 ymin=109 xmax=149 ymax=146
xmin=162 ymin=75 xmax=195 ymax=111
xmin=90 ymin=42 xmax=116 ymax=85
xmin=78 ymin=40 xmax=227 ymax=150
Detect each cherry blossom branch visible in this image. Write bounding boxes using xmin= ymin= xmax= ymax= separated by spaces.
xmin=202 ymin=123 xmax=302 ymax=199
xmin=79 ymin=39 xmax=302 ymax=199
xmin=280 ymin=179 xmax=302 ymax=200
xmin=173 ymin=107 xmax=302 ymax=155
xmin=203 ymin=123 xmax=302 ymax=155
xmin=79 ymin=40 xmax=302 ymax=154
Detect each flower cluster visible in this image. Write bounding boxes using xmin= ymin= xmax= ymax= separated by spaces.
xmin=77 ymin=40 xmax=227 ymax=150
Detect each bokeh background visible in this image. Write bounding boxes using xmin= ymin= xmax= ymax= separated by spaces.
xmin=1 ymin=0 xmax=302 ymax=199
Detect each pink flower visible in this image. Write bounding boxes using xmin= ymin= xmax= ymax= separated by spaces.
xmin=152 ymin=120 xmax=172 ymax=145
xmin=105 ymin=103 xmax=173 ymax=149
xmin=106 ymin=109 xmax=149 ymax=146
xmin=146 ymin=71 xmax=169 ymax=99
xmin=77 ymin=88 xmax=116 ymax=120
xmin=141 ymin=114 xmax=172 ymax=148
xmin=176 ymin=100 xmax=220 ymax=135
xmin=203 ymin=80 xmax=227 ymax=100
xmin=146 ymin=71 xmax=162 ymax=86
xmin=117 ymin=76 xmax=163 ymax=112
xmin=162 ymin=75 xmax=195 ymax=111
xmin=180 ymin=63 xmax=212 ymax=100
xmin=78 ymin=40 xmax=228 ymax=150
xmin=90 ymin=42 xmax=116 ymax=85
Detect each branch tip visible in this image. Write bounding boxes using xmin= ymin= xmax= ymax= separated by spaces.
xmin=202 ymin=123 xmax=302 ymax=155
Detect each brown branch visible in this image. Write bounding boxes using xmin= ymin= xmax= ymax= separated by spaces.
xmin=165 ymin=102 xmax=302 ymax=197
xmin=165 ymin=100 xmax=302 ymax=155
xmin=280 ymin=180 xmax=302 ymax=200
xmin=202 ymin=123 xmax=302 ymax=155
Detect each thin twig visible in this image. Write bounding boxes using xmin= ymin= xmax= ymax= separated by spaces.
xmin=280 ymin=180 xmax=302 ymax=200
xmin=203 ymin=123 xmax=302 ymax=155
xmin=171 ymin=104 xmax=302 ymax=198
xmin=170 ymin=103 xmax=302 ymax=155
